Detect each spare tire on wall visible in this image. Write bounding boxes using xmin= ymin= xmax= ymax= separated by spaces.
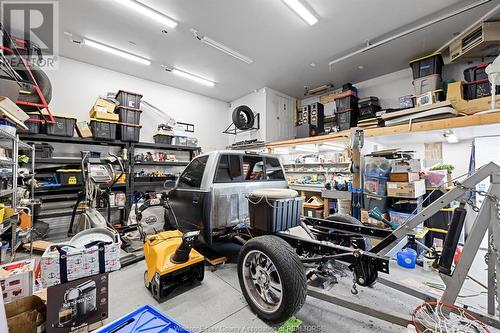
xmin=232 ymin=105 xmax=255 ymax=130
xmin=16 ymin=64 xmax=52 ymax=112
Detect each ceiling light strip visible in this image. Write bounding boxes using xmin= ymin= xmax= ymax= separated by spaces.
xmin=83 ymin=39 xmax=151 ymax=65
xmin=169 ymin=67 xmax=215 ymax=87
xmin=192 ymin=30 xmax=253 ymax=64
xmin=115 ymin=0 xmax=178 ymax=29
xmin=282 ymin=0 xmax=318 ymax=26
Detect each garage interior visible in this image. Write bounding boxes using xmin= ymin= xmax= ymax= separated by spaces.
xmin=1 ymin=0 xmax=500 ymax=332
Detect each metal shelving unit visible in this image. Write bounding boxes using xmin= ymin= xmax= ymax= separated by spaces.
xmin=0 ymin=128 xmax=35 ymax=262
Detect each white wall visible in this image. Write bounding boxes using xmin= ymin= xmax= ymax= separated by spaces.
xmin=46 ymin=57 xmax=229 ymax=151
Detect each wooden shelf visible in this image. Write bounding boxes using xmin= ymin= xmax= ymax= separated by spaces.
xmin=266 ymin=112 xmax=500 ymax=148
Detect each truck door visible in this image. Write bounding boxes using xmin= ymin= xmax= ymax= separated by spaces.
xmin=168 ymin=155 xmax=209 ymax=234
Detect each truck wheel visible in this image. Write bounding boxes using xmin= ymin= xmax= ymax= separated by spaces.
xmin=237 ymin=235 xmax=307 ymax=323
xmin=326 ymin=214 xmax=372 ymax=251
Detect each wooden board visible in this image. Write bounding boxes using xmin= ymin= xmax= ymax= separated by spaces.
xmin=266 ymin=112 xmax=500 ymax=148
xmin=24 ymin=240 xmax=52 ymax=252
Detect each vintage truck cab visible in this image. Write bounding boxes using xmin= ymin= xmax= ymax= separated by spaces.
xmin=167 ymin=151 xmax=288 ymax=245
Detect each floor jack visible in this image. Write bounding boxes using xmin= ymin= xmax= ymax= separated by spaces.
xmin=144 ymin=230 xmax=205 ymax=302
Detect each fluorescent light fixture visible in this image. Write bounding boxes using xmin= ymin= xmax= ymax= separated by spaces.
xmin=164 ymin=66 xmax=215 ymax=87
xmin=191 ymin=29 xmax=253 ymax=64
xmin=83 ymin=39 xmax=151 ymax=65
xmin=320 ymin=143 xmax=345 ymax=151
xmin=294 ymin=144 xmax=319 ymax=153
xmin=114 ymin=0 xmax=177 ymax=29
xmin=274 ymin=148 xmax=290 ymax=155
xmin=444 ymin=130 xmax=459 ymax=144
xmin=282 ymin=0 xmax=318 ymax=26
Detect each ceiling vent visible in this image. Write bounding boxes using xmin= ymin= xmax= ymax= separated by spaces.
xmin=450 ymin=21 xmax=500 ymax=62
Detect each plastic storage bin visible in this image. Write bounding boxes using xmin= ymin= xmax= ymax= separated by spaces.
xmin=116 ymin=106 xmax=142 ymax=125
xmin=364 ymin=156 xmax=392 ymax=177
xmin=464 ymin=79 xmax=500 ymax=100
xmin=89 ymin=119 xmax=117 ymax=141
xmin=358 ymin=97 xmax=381 ymax=119
xmin=363 ymin=194 xmax=390 ymax=212
xmin=413 ymin=74 xmax=441 ymax=95
xmin=409 ymin=53 xmax=444 ymax=80
xmin=363 ymin=175 xmax=388 ymax=196
xmin=23 ymin=113 xmax=42 ymax=134
xmin=335 ymin=93 xmax=358 ymax=111
xmin=336 ymin=109 xmax=358 ymax=131
xmin=45 ymin=115 xmax=76 ymax=137
xmin=249 ymin=191 xmax=303 ymax=233
xmin=153 ymin=134 xmax=173 ymax=145
xmin=96 ymin=305 xmax=191 ymax=333
xmin=118 ymin=123 xmax=141 ymax=142
xmin=464 ymin=63 xmax=489 ymax=82
xmin=57 ymin=169 xmax=83 ymax=186
xmin=389 ymin=209 xmax=415 ymax=226
xmin=21 ymin=142 xmax=53 ymax=158
xmin=115 ymin=90 xmax=142 ymax=109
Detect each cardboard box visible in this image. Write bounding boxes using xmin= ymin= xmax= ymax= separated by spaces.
xmin=389 ymin=172 xmax=420 ymax=183
xmin=90 ymin=98 xmax=116 ymax=114
xmin=361 ymin=209 xmax=389 ymax=228
xmin=387 ymin=180 xmax=426 ymax=198
xmin=0 ymin=259 xmax=35 ymax=303
xmin=390 ymin=159 xmax=421 ymax=173
xmin=75 ymin=121 xmax=92 ymax=138
xmin=46 ymin=273 xmax=108 ymax=333
xmin=89 ymin=110 xmax=119 ymax=122
xmin=5 ymin=295 xmax=46 ymax=333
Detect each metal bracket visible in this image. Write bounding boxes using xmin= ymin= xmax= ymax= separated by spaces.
xmin=223 ymin=113 xmax=260 ymax=135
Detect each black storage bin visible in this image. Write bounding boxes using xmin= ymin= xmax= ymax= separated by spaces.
xmin=249 ymin=194 xmax=303 ymax=233
xmin=359 ymin=97 xmax=382 ymax=119
xmin=391 ymin=197 xmax=423 ymax=214
xmin=117 ymin=106 xmax=142 ymax=125
xmin=304 ymin=207 xmax=324 ymax=218
xmin=23 ymin=113 xmax=42 ymax=134
xmin=115 ymin=90 xmax=142 ymax=109
xmin=336 ymin=93 xmax=358 ymax=111
xmin=21 ymin=142 xmax=53 ymax=158
xmin=118 ymin=123 xmax=141 ymax=142
xmin=133 ymin=176 xmax=151 ymax=182
xmin=464 ymin=64 xmax=489 ymax=82
xmin=409 ymin=53 xmax=444 ymax=80
xmin=337 ymin=109 xmax=358 ymax=131
xmin=57 ymin=170 xmax=83 ymax=186
xmin=464 ymin=79 xmax=500 ymax=100
xmin=153 ymin=134 xmax=173 ymax=145
xmin=363 ymin=194 xmax=390 ymax=212
xmin=89 ymin=120 xmax=117 ymax=141
xmin=45 ymin=116 xmax=76 ymax=137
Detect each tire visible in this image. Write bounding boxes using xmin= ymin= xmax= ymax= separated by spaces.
xmin=326 ymin=214 xmax=371 ymax=251
xmin=144 ymin=271 xmax=151 ymax=290
xmin=232 ymin=105 xmax=255 ymax=130
xmin=17 ymin=64 xmax=52 ymax=112
xmin=237 ymin=235 xmax=307 ymax=323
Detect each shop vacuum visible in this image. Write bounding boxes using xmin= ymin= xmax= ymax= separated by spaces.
xmin=143 ymin=230 xmax=205 ymax=301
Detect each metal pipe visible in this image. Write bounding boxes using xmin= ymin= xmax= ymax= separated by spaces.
xmin=328 ymin=0 xmax=492 ymax=68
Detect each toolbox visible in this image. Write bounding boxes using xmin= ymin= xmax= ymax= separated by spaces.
xmin=45 ymin=115 xmax=76 ymax=137
xmin=336 ymin=108 xmax=358 ymax=131
xmin=118 ymin=122 xmax=141 ymax=142
xmin=463 ymin=63 xmax=489 ymax=82
xmin=89 ymin=119 xmax=118 ymax=141
xmin=116 ymin=106 xmax=142 ymax=125
xmin=409 ymin=52 xmax=444 ymax=80
xmin=57 ymin=169 xmax=83 ymax=186
xmin=115 ymin=90 xmax=142 ymax=109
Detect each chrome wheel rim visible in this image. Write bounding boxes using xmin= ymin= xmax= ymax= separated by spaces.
xmin=242 ymin=250 xmax=283 ymax=314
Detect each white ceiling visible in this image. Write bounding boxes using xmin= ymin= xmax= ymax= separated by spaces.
xmin=57 ymin=0 xmax=500 ymax=102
